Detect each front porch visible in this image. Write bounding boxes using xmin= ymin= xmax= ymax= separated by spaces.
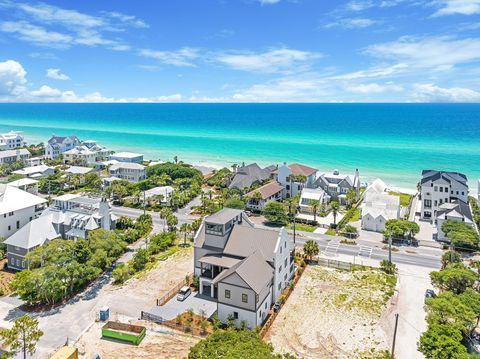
xmin=198 ymin=254 xmax=241 ymax=299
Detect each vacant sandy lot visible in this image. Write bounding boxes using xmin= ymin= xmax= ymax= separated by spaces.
xmin=77 ymin=320 xmax=200 ymax=359
xmin=266 ymin=265 xmax=396 ymax=359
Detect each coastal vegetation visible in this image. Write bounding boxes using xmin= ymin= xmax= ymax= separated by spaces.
xmin=388 ymin=191 xmax=412 ymax=207
xmin=11 ymin=215 xmax=152 ymax=305
xmin=442 ymin=220 xmax=479 ymax=250
xmin=383 ymin=219 xmax=420 ymax=241
xmin=188 ymin=328 xmax=296 ymax=359
xmin=0 ymin=314 xmax=43 ymax=359
xmin=263 ymin=201 xmax=289 ymax=226
xmin=419 ymin=257 xmax=480 ymax=358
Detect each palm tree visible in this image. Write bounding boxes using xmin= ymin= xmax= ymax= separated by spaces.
xmin=180 ymin=223 xmax=190 ymax=246
xmin=303 ymin=240 xmax=319 ymax=262
xmin=330 ymin=200 xmax=340 ymax=225
xmin=159 ymin=207 xmax=172 ymax=232
xmin=309 ymin=199 xmax=320 ymax=223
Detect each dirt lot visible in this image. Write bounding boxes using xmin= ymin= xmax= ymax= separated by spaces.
xmin=77 ymin=320 xmax=200 ymax=359
xmin=0 ymin=259 xmax=14 ymax=296
xmin=265 ymin=265 xmax=396 ymax=359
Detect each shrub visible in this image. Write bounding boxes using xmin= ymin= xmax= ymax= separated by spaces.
xmin=112 ymin=263 xmax=132 ymax=284
xmin=380 ymin=260 xmax=397 ymax=275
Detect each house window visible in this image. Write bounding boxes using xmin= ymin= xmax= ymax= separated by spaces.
xmin=16 ymin=221 xmax=20 ymax=229
xmin=444 ymin=187 xmax=448 ymax=192
xmin=7 ymin=226 xmax=11 ymax=231
xmin=265 ymin=302 xmax=267 ymax=309
xmin=284 ymin=258 xmax=287 ymax=267
xmin=286 ymin=185 xmax=290 ymax=190
xmin=278 ymin=283 xmax=281 ymax=291
xmin=279 ymin=265 xmax=282 ymax=273
xmin=434 ymin=186 xmax=438 ymax=191
xmin=439 ymin=187 xmax=443 ymax=192
xmin=284 ymin=274 xmax=287 ymax=281
xmin=233 ymin=312 xmax=238 ymax=319
xmin=242 ymin=294 xmax=248 ymax=303
xmin=462 ymin=192 xmax=465 ymax=196
xmin=225 ymin=289 xmax=231 ymax=299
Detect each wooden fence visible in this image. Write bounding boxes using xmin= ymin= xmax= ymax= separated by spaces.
xmin=156 ymin=274 xmax=192 ymax=306
xmin=140 ymin=311 xmax=206 ymax=336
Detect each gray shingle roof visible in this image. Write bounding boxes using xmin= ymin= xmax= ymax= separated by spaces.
xmin=223 ymin=225 xmax=280 ymax=262
xmin=205 ymin=208 xmax=244 ymax=225
xmin=421 ymin=170 xmax=468 ymax=186
xmin=214 ymin=251 xmax=273 ymax=294
xmin=4 ymin=215 xmax=60 ymax=249
xmin=229 ymin=163 xmax=274 ymax=190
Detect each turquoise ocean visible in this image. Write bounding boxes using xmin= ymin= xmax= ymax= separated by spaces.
xmin=0 ymin=103 xmax=479 ymax=192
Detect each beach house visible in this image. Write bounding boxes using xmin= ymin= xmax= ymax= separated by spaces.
xmin=44 ymin=135 xmax=81 ymax=160
xmin=12 ymin=164 xmax=55 ymax=178
xmin=140 ymin=186 xmax=174 ymax=204
xmin=435 ymin=200 xmax=476 ymax=241
xmin=0 ymin=131 xmax=25 ymax=150
xmin=363 ymin=178 xmax=389 ymax=198
xmin=0 ymin=184 xmax=47 ymax=239
xmin=194 ymin=208 xmax=294 ymax=329
xmin=419 ymin=170 xmax=469 ymax=221
xmin=298 ymin=187 xmax=327 ymax=215
xmin=0 ymin=148 xmax=31 ymax=165
xmin=108 ymin=162 xmax=146 ymax=182
xmin=4 ymin=195 xmax=117 ymax=270
xmin=244 ymin=181 xmax=284 ymax=211
xmin=274 ymin=162 xmax=318 ymax=198
xmin=314 ymin=169 xmax=360 ymax=205
xmin=63 ymin=141 xmax=110 ymax=165
xmin=361 ymin=192 xmax=400 ymax=232
xmin=228 ymin=163 xmax=275 ymax=190
xmin=109 ymin=152 xmax=144 ymax=164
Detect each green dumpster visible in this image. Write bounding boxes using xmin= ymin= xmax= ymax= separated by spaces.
xmin=101 ymin=321 xmax=146 ymax=345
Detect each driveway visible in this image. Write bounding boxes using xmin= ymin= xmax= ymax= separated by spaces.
xmin=145 ymin=292 xmax=217 ymax=320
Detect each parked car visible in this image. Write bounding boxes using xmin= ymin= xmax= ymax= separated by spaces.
xmin=177 ymin=286 xmax=191 ymax=301
xmin=424 ymin=289 xmax=436 ymax=302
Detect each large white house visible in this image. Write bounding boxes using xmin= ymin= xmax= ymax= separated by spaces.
xmin=109 ymin=152 xmax=144 ymax=164
xmin=420 ymin=170 xmax=469 ymax=221
xmin=361 ymin=192 xmax=400 ymax=232
xmin=0 ymin=184 xmax=47 ymax=239
xmin=0 ymin=148 xmax=31 ymax=165
xmin=63 ymin=143 xmax=110 ymax=165
xmin=5 ymin=195 xmax=117 ymax=270
xmin=298 ymin=187 xmax=327 ymax=215
xmin=435 ymin=200 xmax=475 ymax=241
xmin=274 ymin=162 xmax=318 ymax=198
xmin=108 ymin=162 xmax=146 ymax=182
xmin=194 ymin=208 xmax=294 ymax=329
xmin=12 ymin=164 xmax=55 ymax=178
xmin=0 ymin=131 xmax=25 ymax=150
xmin=44 ymin=135 xmax=80 ymax=160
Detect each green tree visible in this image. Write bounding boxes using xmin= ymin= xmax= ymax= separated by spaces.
xmin=303 ymin=240 xmax=319 ymax=262
xmin=309 ymin=199 xmax=320 ymax=223
xmin=330 ymin=201 xmax=340 ymax=225
xmin=441 ymin=250 xmax=461 ymax=270
xmin=430 ymin=263 xmax=478 ymax=294
xmin=426 ymin=291 xmax=476 ymax=335
xmin=0 ymin=314 xmax=43 ymax=359
xmin=112 ymin=263 xmax=132 ymax=284
xmin=345 ymin=188 xmax=357 ymax=209
xmin=131 ymin=248 xmax=149 ymax=272
xmin=263 ymin=201 xmax=289 ymax=225
xmin=166 ymin=214 xmax=178 ymax=232
xmin=180 ymin=223 xmax=191 ymax=246
xmin=224 ymin=197 xmax=246 ymax=210
xmin=418 ymin=323 xmax=468 ymax=359
xmin=442 ymin=220 xmax=479 ymax=249
xmin=188 ymin=328 xmax=296 ymax=358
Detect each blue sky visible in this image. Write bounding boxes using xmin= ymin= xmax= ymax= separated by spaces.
xmin=0 ymin=0 xmax=480 ymax=102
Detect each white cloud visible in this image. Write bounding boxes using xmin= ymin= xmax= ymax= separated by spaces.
xmin=0 ymin=21 xmax=72 ymax=47
xmin=232 ymin=76 xmax=327 ymax=102
xmin=330 ymin=64 xmax=408 ymax=80
xmin=346 ymin=82 xmax=404 ymax=93
xmin=139 ymin=48 xmax=200 ymax=67
xmin=30 ymin=85 xmax=62 ymax=97
xmin=0 ymin=60 xmax=27 ymax=97
xmin=0 ymin=2 xmax=145 ymax=51
xmin=324 ymin=18 xmax=378 ymax=29
xmin=216 ymin=48 xmax=321 ymax=74
xmin=431 ymin=0 xmax=480 ymax=16
xmin=412 ymin=83 xmax=480 ymax=102
xmin=345 ymin=1 xmax=374 ymax=11
xmin=365 ymin=36 xmax=480 ymax=71
xmin=46 ymin=68 xmax=69 ymax=80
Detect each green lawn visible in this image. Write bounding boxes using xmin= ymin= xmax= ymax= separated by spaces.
xmin=388 ymin=192 xmax=412 ymax=207
xmin=348 ymin=208 xmax=361 ymax=222
xmin=288 ymin=223 xmax=317 ymax=232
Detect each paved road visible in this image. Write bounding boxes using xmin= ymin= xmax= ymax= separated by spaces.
xmin=294 ymin=235 xmax=441 ymax=269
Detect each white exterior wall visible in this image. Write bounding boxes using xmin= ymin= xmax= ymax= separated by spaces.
xmin=421 ymin=178 xmax=468 ymax=220
xmin=361 ymin=213 xmax=387 ymax=232
xmin=0 ymin=206 xmax=40 ymax=239
xmin=272 ymin=229 xmax=293 ymax=301
xmin=218 ymin=303 xmax=258 ymax=329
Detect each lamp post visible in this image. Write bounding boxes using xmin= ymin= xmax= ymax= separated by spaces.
xmin=388 ymin=230 xmax=392 ymax=264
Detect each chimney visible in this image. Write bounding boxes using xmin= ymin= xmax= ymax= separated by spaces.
xmin=99 ymin=197 xmax=111 ymax=230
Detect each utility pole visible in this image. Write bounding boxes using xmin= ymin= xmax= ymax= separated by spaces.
xmin=388 ymin=231 xmax=393 ymax=264
xmin=391 ymin=313 xmax=399 ymax=358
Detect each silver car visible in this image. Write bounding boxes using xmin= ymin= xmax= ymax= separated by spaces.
xmin=177 ymin=286 xmax=191 ymax=301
